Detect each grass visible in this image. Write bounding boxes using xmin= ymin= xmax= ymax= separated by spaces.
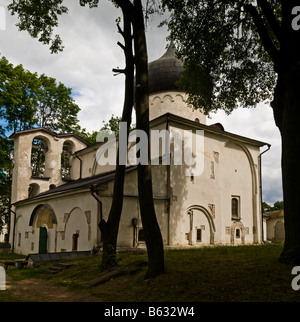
xmin=1 ymin=244 xmax=300 ymax=302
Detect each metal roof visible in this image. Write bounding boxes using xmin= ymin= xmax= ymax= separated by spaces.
xmin=148 ymin=42 xmax=184 ymax=95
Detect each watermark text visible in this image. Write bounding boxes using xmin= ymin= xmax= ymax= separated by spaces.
xmin=96 ymin=123 xmax=204 ymax=177
xmin=292 ymin=266 xmax=300 ymax=291
xmin=292 ymin=6 xmax=300 ymax=31
xmin=0 ymin=266 xmax=6 ymax=290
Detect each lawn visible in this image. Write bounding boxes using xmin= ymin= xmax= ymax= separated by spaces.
xmin=1 ymin=244 xmax=300 ymax=302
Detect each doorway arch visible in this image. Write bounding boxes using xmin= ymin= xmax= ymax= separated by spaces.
xmin=186 ymin=205 xmax=216 ymax=245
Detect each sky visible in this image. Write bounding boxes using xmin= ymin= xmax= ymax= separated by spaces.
xmin=0 ymin=0 xmax=282 ymax=205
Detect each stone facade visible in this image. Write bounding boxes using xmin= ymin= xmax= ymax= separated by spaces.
xmin=8 ymin=45 xmax=270 ymax=255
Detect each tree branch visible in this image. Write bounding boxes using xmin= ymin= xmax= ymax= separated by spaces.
xmin=117 ymin=23 xmax=124 ymax=37
xmin=244 ymin=4 xmax=279 ymax=64
xmin=112 ymin=68 xmax=126 ymax=76
xmin=117 ymin=41 xmax=126 ymax=51
xmin=257 ymin=0 xmax=281 ymax=44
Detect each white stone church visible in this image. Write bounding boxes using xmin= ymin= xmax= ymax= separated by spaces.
xmin=8 ymin=44 xmax=270 ymax=255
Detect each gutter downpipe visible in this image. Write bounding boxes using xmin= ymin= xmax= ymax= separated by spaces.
xmin=90 ymin=185 xmax=103 ymax=222
xmin=259 ymin=144 xmax=271 ymax=243
xmin=90 ymin=185 xmax=103 ymax=246
xmin=10 ymin=207 xmax=17 ymax=253
xmin=166 ymin=114 xmax=171 ymax=246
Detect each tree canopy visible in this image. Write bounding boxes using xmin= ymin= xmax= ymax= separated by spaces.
xmin=263 ymin=201 xmax=284 ymax=212
xmin=0 ymin=55 xmax=87 ymax=234
xmin=5 ymin=0 xmax=165 ymax=277
xmin=163 ymin=0 xmax=300 ymax=264
xmin=162 ymin=0 xmax=279 ymax=115
xmin=0 ymin=55 xmax=81 ymax=133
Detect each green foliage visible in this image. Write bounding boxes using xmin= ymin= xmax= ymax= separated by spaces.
xmin=0 ymin=55 xmax=81 ymax=134
xmin=0 ymin=56 xmax=39 ymax=132
xmin=75 ymin=114 xmax=136 ymax=145
xmin=162 ymin=0 xmax=279 ymax=115
xmin=0 ymin=55 xmax=84 ymax=232
xmin=263 ymin=200 xmax=284 ymax=212
xmin=79 ymin=0 xmax=100 ymax=8
xmin=0 ymin=134 xmax=12 ymax=232
xmin=7 ymin=0 xmax=102 ymax=53
xmin=37 ymin=74 xmax=81 ymax=134
xmin=100 ymin=114 xmax=122 ymax=136
xmin=8 ymin=0 xmax=68 ymax=53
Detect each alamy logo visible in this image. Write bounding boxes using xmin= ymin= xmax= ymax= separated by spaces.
xmin=292 ymin=6 xmax=300 ymax=31
xmin=0 ymin=266 xmax=5 ymax=290
xmin=96 ymin=122 xmax=204 ymax=177
xmin=291 ymin=266 xmax=300 ymax=291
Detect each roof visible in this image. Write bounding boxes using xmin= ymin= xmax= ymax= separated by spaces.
xmin=13 ymin=166 xmax=137 ymax=206
xmin=9 ymin=127 xmax=91 ymax=147
xmin=74 ymin=111 xmax=269 ymax=158
xmin=148 ymin=42 xmax=184 ymax=95
xmin=266 ymin=209 xmax=284 ymax=219
xmin=151 ymin=113 xmax=270 ymax=148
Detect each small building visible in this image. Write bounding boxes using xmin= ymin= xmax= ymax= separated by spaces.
xmin=265 ymin=209 xmax=285 ymax=243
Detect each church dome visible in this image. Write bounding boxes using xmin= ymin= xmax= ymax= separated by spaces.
xmin=148 ymin=42 xmax=184 ymax=95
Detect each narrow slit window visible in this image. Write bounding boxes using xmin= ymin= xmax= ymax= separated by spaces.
xmin=196 ymin=229 xmax=202 ymax=242
xmin=231 ymin=197 xmax=239 ymax=219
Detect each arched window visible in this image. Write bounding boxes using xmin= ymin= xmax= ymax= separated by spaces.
xmin=31 ymin=138 xmax=48 ymax=177
xmin=28 ymin=183 xmax=40 ymax=198
xmin=61 ymin=142 xmax=73 ymax=181
xmin=231 ymin=197 xmax=239 ymax=219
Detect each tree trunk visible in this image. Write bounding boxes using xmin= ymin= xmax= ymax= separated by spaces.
xmin=275 ymin=1 xmax=300 ymax=264
xmin=100 ymin=8 xmax=134 ymax=269
xmin=132 ymin=0 xmax=165 ymax=278
xmin=278 ymin=76 xmax=300 ymax=265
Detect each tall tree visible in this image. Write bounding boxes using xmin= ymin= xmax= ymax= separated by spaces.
xmin=97 ymin=1 xmax=135 ymax=269
xmin=163 ymin=0 xmax=300 ymax=264
xmin=0 ymin=56 xmax=39 ymax=132
xmin=0 ymin=55 xmax=84 ymax=237
xmin=7 ymin=0 xmax=165 ymax=277
xmin=0 ymin=128 xmax=12 ymax=237
xmin=37 ymin=74 xmax=81 ymax=133
xmin=131 ymin=0 xmax=165 ymax=278
xmin=0 ymin=56 xmax=81 ymax=134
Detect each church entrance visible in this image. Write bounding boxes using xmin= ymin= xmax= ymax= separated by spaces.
xmin=39 ymin=227 xmax=48 ymax=253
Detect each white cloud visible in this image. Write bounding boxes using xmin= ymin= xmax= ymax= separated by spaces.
xmin=0 ymin=0 xmax=282 ymax=203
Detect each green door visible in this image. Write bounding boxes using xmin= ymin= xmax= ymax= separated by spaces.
xmin=39 ymin=227 xmax=48 ymax=254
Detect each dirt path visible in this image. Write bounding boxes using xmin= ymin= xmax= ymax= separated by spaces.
xmin=5 ymin=275 xmax=102 ymax=302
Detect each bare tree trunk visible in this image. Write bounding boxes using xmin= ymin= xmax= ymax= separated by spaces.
xmin=277 ymin=75 xmax=300 ymax=265
xmin=100 ymin=7 xmax=134 ymax=269
xmin=132 ymin=0 xmax=165 ymax=278
xmin=275 ymin=1 xmax=300 ymax=264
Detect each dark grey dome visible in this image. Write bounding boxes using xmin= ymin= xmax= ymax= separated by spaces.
xmin=148 ymin=43 xmax=184 ymax=95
